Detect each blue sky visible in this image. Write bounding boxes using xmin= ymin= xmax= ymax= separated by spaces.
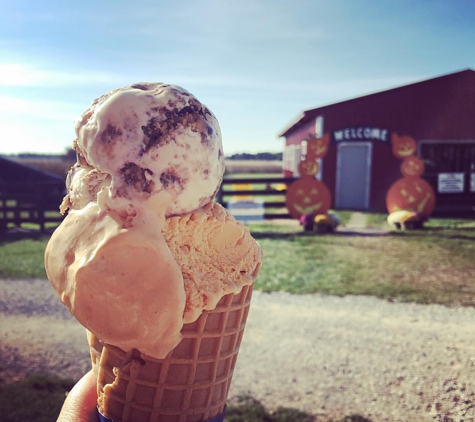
xmin=1 ymin=0 xmax=474 ymax=156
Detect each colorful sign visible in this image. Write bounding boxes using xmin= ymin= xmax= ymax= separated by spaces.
xmin=228 ymin=198 xmax=264 ymax=222
xmin=232 ymin=183 xmax=253 ymax=200
xmin=333 ymin=126 xmax=389 ymax=143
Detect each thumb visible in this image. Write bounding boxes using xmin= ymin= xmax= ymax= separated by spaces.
xmin=57 ymin=370 xmax=98 ymax=422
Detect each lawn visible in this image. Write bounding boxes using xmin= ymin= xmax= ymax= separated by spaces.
xmin=1 ymin=213 xmax=474 ymax=421
xmin=250 ymin=215 xmax=475 ymax=306
xmin=1 ymin=214 xmax=475 ymax=307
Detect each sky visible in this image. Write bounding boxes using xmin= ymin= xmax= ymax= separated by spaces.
xmin=1 ymin=0 xmax=475 ymax=156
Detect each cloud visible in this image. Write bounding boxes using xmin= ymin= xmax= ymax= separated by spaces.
xmin=0 ymin=95 xmax=79 ymax=121
xmin=0 ymin=121 xmax=71 ymax=154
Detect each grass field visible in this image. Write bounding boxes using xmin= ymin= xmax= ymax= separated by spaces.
xmin=1 ymin=213 xmax=474 ymax=421
xmin=249 ymin=215 xmax=475 ymax=306
xmin=1 ymin=213 xmax=475 ymax=307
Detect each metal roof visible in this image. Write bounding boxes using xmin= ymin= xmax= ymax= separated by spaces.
xmin=277 ymin=69 xmax=475 ymax=138
xmin=0 ymin=156 xmax=64 ymax=184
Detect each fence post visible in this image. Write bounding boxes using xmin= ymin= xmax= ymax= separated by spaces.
xmin=215 ymin=186 xmax=224 ymax=206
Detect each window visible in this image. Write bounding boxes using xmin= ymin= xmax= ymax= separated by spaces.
xmin=420 ymin=143 xmax=475 ymax=173
xmin=420 ymin=142 xmax=475 ymax=193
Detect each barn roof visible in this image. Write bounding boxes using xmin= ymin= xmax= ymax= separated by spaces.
xmin=277 ymin=69 xmax=475 ymax=138
xmin=0 ymin=156 xmax=64 ymax=184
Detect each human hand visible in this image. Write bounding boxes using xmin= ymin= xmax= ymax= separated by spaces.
xmin=57 ymin=370 xmax=99 ymax=422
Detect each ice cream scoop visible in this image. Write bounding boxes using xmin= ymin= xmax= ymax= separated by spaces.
xmin=45 ymin=82 xmax=261 ymax=361
xmin=71 ymin=83 xmax=224 ymax=217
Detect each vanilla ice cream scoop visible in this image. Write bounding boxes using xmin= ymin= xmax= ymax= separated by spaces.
xmin=74 ymin=83 xmax=224 ymax=217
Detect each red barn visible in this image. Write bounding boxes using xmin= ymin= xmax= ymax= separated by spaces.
xmin=278 ymin=69 xmax=475 ymax=214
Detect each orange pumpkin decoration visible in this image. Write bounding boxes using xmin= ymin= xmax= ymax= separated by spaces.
xmin=306 ymin=134 xmax=330 ymax=159
xmin=386 ymin=177 xmax=435 ymax=216
xmin=400 ymin=156 xmax=424 ymax=178
xmin=298 ymin=160 xmax=319 ymax=177
xmin=286 ymin=178 xmax=332 ymax=219
xmin=391 ymin=133 xmax=417 ymax=159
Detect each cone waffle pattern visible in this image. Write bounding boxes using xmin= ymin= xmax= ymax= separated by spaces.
xmin=88 ymin=284 xmax=253 ymax=422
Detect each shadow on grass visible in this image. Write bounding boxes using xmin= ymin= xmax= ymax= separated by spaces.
xmin=0 ymin=375 xmax=373 ymax=422
xmin=227 ymin=395 xmax=372 ymax=422
xmin=251 ymin=230 xmax=387 ymax=240
xmin=0 ymin=374 xmax=74 ymax=422
xmin=251 ymin=231 xmax=305 ymax=240
xmin=387 ymin=226 xmax=475 ymax=242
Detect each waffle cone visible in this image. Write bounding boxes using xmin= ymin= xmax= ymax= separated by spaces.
xmin=87 ymin=283 xmax=253 ymax=422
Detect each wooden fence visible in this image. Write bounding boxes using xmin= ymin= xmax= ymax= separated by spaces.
xmin=0 ymin=176 xmax=296 ymax=232
xmin=0 ymin=181 xmax=65 ymax=232
xmin=217 ymin=176 xmax=296 ymax=219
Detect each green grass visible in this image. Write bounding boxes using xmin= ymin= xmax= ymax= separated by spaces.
xmin=2 ymin=215 xmax=475 ymax=306
xmin=0 ymin=237 xmax=48 ymax=278
xmin=249 ymin=215 xmax=475 ymax=306
xmin=0 ymin=374 xmax=74 ymax=422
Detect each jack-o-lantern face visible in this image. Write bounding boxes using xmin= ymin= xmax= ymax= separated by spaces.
xmin=286 ymin=178 xmax=332 ymax=219
xmin=400 ymin=156 xmax=424 ymax=178
xmin=391 ymin=133 xmax=417 ymax=159
xmin=306 ymin=134 xmax=330 ymax=159
xmin=386 ymin=177 xmax=435 ymax=216
xmin=298 ymin=160 xmax=319 ymax=177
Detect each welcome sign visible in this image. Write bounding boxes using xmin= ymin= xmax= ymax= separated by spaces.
xmin=333 ymin=126 xmax=389 ymax=142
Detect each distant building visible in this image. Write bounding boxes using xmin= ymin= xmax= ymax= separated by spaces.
xmin=0 ymin=156 xmax=64 ymax=193
xmin=278 ymin=69 xmax=475 ymax=214
xmin=0 ymin=156 xmax=65 ymax=230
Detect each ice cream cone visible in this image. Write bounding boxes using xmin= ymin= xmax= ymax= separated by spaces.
xmin=87 ymin=283 xmax=253 ymax=422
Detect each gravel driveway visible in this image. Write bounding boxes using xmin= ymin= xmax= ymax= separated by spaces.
xmin=1 ymin=278 xmax=475 ymax=421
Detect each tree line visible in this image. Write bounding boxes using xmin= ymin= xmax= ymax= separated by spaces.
xmin=226 ymin=152 xmax=283 ymax=161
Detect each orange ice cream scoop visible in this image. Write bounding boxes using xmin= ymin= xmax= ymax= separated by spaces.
xmin=164 ymin=201 xmax=262 ymax=323
xmin=45 ymin=201 xmax=186 ymax=359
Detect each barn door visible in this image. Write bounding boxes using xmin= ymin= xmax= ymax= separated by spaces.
xmin=335 ymin=142 xmax=372 ymax=210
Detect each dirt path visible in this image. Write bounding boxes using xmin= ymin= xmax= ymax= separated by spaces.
xmin=1 ymin=278 xmax=475 ymax=421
